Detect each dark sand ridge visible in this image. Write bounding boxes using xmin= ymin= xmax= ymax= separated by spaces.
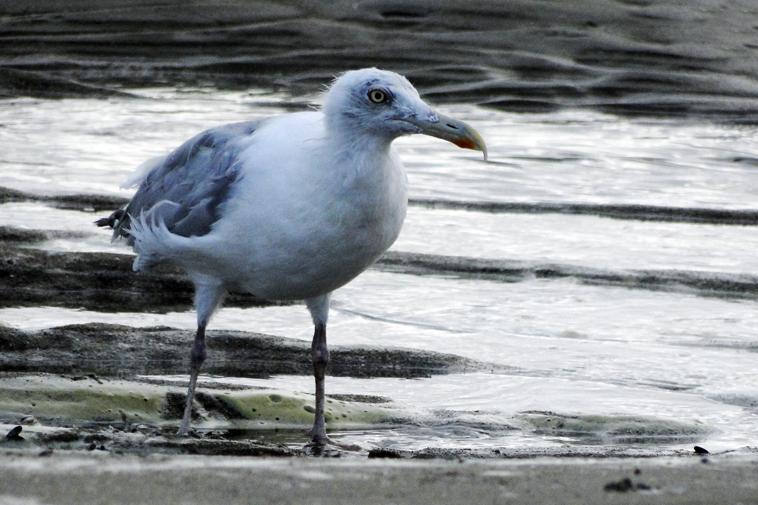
xmin=0 ymin=323 xmax=484 ymax=378
xmin=3 ymin=224 xmax=758 ymax=312
xmin=1 ymin=0 xmax=758 ymax=120
xmin=0 ymin=238 xmax=276 ymax=313
xmin=6 ymin=186 xmax=758 ymax=226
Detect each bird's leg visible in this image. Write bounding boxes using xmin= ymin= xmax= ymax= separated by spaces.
xmin=309 ymin=322 xmax=329 ymax=445
xmin=305 ymin=320 xmax=361 ymax=453
xmin=177 ymin=281 xmax=224 ymax=437
xmin=178 ymin=323 xmax=206 ymax=436
xmin=305 ymin=294 xmax=359 ymax=451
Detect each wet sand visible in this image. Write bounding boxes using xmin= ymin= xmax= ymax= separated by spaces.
xmin=0 ymin=322 xmax=483 ymax=378
xmin=1 ymin=450 xmax=757 ymax=505
xmin=1 ymin=1 xmax=758 ymax=121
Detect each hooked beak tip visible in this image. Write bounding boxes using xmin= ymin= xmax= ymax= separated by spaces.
xmin=454 ymin=130 xmax=488 ymax=161
xmin=409 ymin=112 xmax=488 ymax=161
xmin=453 ymin=137 xmax=488 ymax=161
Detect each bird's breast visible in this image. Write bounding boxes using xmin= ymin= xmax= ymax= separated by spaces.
xmin=216 ymin=146 xmax=408 ymax=300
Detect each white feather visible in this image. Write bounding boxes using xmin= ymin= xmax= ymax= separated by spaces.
xmin=121 ymin=155 xmax=167 ymax=189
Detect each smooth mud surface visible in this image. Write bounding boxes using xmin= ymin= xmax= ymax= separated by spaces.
xmin=1 ymin=451 xmax=758 ymax=505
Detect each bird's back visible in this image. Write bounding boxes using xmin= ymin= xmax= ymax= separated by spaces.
xmin=108 ymin=119 xmax=264 ymax=243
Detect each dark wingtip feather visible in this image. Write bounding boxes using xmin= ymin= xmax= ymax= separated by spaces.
xmin=94 ymin=216 xmax=112 ymax=228
xmin=95 ymin=209 xmax=125 ymax=229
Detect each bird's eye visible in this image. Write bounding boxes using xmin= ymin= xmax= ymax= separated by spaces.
xmin=368 ymin=89 xmax=388 ymax=104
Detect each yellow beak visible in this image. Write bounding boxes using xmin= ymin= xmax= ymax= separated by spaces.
xmin=407 ymin=112 xmax=487 ymax=160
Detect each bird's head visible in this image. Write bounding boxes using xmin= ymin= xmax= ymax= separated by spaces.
xmin=324 ymin=68 xmax=487 ymax=159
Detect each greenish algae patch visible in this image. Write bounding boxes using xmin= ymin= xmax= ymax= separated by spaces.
xmin=0 ymin=383 xmax=165 ymax=424
xmin=518 ymin=411 xmax=708 ymax=444
xmin=218 ymin=392 xmax=392 ymax=426
xmin=0 ymin=375 xmax=398 ymax=429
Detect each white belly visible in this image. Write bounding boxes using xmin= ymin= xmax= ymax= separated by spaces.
xmin=237 ymin=188 xmax=406 ymax=300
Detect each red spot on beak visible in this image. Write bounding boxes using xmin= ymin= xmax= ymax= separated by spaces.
xmin=453 ymin=138 xmax=477 ymax=150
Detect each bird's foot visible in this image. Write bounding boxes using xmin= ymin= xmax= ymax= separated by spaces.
xmin=305 ymin=430 xmax=361 ymax=454
xmin=176 ymin=426 xmax=193 ymax=438
xmin=176 ymin=419 xmax=200 ymax=438
xmin=177 ymin=416 xmax=192 ymax=437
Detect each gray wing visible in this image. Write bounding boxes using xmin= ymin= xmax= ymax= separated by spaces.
xmin=112 ymin=119 xmax=263 ymax=243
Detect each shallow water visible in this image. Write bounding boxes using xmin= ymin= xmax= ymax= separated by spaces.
xmin=1 ymin=88 xmax=757 ymax=453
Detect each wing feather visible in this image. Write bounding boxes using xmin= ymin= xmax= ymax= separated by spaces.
xmin=112 ymin=119 xmax=262 ymax=242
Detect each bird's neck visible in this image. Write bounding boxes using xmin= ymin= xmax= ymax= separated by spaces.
xmin=327 ymin=121 xmax=395 ymax=172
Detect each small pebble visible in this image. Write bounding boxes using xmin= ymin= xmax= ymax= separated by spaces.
xmin=134 ymin=424 xmax=151 ymax=433
xmin=19 ymin=416 xmax=38 ymax=425
xmin=367 ymin=448 xmax=403 ymax=459
xmin=603 ymin=477 xmax=652 ymax=493
xmin=5 ymin=425 xmax=24 ymax=441
xmin=604 ymin=478 xmax=634 ymax=493
xmin=87 ymin=373 xmax=103 ymax=384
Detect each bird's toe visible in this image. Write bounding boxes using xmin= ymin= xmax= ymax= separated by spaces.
xmin=305 ymin=432 xmax=361 ymax=454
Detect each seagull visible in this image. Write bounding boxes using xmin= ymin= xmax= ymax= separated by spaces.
xmin=97 ymin=68 xmax=486 ymax=445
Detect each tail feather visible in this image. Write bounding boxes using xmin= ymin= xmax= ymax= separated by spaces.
xmin=97 ymin=202 xmax=197 ymax=272
xmin=129 ymin=209 xmax=191 ymax=272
